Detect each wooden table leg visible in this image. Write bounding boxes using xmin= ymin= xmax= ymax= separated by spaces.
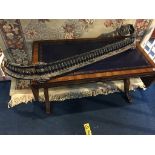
xmin=44 ymin=88 xmax=51 ymax=114
xmin=30 ymin=85 xmax=39 ymax=101
xmin=124 ymin=78 xmax=132 ymax=103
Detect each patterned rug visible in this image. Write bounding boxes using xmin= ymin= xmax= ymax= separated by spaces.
xmin=8 ymin=78 xmax=145 ymax=108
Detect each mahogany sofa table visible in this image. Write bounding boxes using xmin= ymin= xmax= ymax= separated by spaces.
xmin=30 ymin=43 xmax=155 ymax=114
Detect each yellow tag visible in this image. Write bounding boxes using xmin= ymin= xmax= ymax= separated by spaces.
xmin=84 ymin=123 xmax=92 ymax=135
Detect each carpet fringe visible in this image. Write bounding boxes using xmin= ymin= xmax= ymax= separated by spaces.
xmin=8 ymin=78 xmax=145 ymax=108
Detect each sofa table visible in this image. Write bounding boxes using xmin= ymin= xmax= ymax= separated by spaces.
xmin=30 ymin=43 xmax=155 ymax=114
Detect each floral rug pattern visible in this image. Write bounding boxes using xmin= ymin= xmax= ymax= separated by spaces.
xmin=0 ymin=19 xmax=29 ymax=65
xmin=103 ymin=19 xmax=126 ymax=29
xmin=0 ymin=19 xmax=153 ymax=89
xmin=135 ymin=19 xmax=152 ymax=41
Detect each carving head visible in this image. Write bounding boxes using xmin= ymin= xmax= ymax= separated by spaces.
xmin=97 ymin=24 xmax=135 ymax=39
xmin=117 ymin=24 xmax=135 ymax=36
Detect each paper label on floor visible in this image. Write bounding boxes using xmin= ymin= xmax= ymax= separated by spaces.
xmin=84 ymin=123 xmax=92 ymax=135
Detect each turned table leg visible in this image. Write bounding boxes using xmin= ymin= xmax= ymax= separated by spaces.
xmin=30 ymin=85 xmax=39 ymax=101
xmin=44 ymin=88 xmax=51 ymax=114
xmin=124 ymin=78 xmax=132 ymax=103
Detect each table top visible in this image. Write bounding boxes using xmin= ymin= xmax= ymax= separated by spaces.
xmin=43 ymin=43 xmax=155 ymax=83
xmin=32 ymin=42 xmax=155 ymax=85
xmin=36 ymin=37 xmax=124 ymax=63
